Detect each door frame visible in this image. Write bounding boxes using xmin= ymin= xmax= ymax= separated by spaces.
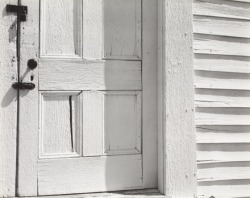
xmin=158 ymin=0 xmax=197 ymax=196
xmin=0 ymin=0 xmax=197 ymax=197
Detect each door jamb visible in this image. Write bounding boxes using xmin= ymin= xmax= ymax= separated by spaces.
xmin=157 ymin=0 xmax=197 ymax=196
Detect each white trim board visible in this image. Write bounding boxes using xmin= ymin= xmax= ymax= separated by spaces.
xmin=158 ymin=0 xmax=197 ymax=196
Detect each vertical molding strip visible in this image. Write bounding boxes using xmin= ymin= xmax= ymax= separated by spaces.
xmin=159 ymin=0 xmax=197 ymax=197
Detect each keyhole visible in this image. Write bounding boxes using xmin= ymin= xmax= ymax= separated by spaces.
xmin=30 ymin=75 xmax=34 ymax=81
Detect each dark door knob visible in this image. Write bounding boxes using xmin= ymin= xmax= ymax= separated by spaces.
xmin=27 ymin=59 xmax=37 ymax=70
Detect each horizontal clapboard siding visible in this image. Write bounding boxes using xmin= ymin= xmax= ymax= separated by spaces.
xmin=193 ymin=0 xmax=250 ymax=197
xmin=198 ymin=181 xmax=250 ymax=198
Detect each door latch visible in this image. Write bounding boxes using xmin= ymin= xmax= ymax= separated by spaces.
xmin=6 ymin=4 xmax=28 ymax=22
xmin=12 ymin=82 xmax=35 ymax=90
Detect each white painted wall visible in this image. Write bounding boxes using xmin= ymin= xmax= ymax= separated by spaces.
xmin=193 ymin=0 xmax=250 ymax=197
xmin=0 ymin=1 xmax=18 ymax=197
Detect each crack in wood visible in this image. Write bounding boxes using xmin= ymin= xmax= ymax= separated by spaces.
xmin=69 ymin=95 xmax=73 ymax=151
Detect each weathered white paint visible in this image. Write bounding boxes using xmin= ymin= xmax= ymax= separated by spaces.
xmin=159 ymin=0 xmax=197 ymax=197
xmin=40 ymin=92 xmax=82 ymax=158
xmin=40 ymin=0 xmax=82 ymax=58
xmin=17 ymin=0 xmax=39 ymax=196
xmin=82 ymin=91 xmax=142 ymax=156
xmin=103 ymin=0 xmax=141 ymax=60
xmin=82 ymin=0 xmax=102 ymax=59
xmin=0 ymin=0 xmax=198 ymax=197
xmin=29 ymin=189 xmax=165 ymax=198
xmin=38 ymin=155 xmax=143 ymax=195
xmin=194 ymin=0 xmax=250 ymax=20
xmin=194 ymin=34 xmax=250 ymax=57
xmin=18 ymin=0 xmax=158 ymax=196
xmin=157 ymin=0 xmax=164 ymax=193
xmin=0 ymin=0 xmax=18 ymax=196
xmin=195 ymin=89 xmax=250 ymax=108
xmin=193 ymin=16 xmax=250 ymax=38
xmin=197 ymin=162 xmax=250 ymax=181
xmin=197 ymin=143 xmax=250 ymax=163
xmin=39 ymin=60 xmax=142 ymax=90
xmin=194 ymin=54 xmax=250 ymax=73
xmin=82 ymin=0 xmax=141 ymax=60
xmin=82 ymin=91 xmax=104 ymax=156
xmin=195 ymin=71 xmax=250 ymax=90
xmin=194 ymin=0 xmax=250 ymax=196
xmin=196 ymin=125 xmax=250 ymax=143
xmin=198 ymin=183 xmax=250 ymax=198
xmin=142 ymin=0 xmax=158 ymax=189
xmin=104 ymin=92 xmax=141 ymax=155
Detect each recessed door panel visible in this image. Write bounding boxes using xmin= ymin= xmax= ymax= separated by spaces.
xmin=40 ymin=0 xmax=82 ymax=58
xmin=39 ymin=92 xmax=82 ymax=158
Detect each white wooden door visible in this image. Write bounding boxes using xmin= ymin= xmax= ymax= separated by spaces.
xmin=17 ymin=0 xmax=158 ymax=196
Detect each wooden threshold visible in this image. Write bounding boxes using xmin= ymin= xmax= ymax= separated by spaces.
xmin=22 ymin=189 xmax=165 ymax=198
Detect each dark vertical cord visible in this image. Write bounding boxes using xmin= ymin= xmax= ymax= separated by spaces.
xmin=15 ymin=0 xmax=21 ymax=196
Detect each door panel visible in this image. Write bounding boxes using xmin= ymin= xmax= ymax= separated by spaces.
xmin=39 ymin=60 xmax=141 ymax=90
xmin=39 ymin=92 xmax=82 ymax=159
xmin=38 ymin=0 xmax=143 ymax=195
xmin=18 ymin=0 xmax=158 ymax=196
xmin=40 ymin=0 xmax=82 ymax=58
xmin=38 ymin=155 xmax=142 ymax=195
xmin=103 ymin=0 xmax=141 ymax=60
xmin=82 ymin=91 xmax=141 ymax=156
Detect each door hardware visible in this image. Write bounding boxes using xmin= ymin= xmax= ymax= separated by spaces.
xmin=12 ymin=82 xmax=35 ymax=90
xmin=27 ymin=59 xmax=38 ymax=70
xmin=6 ymin=4 xmax=28 ymax=22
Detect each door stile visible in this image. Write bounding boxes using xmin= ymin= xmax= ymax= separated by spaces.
xmin=142 ymin=0 xmax=158 ymax=188
xmin=17 ymin=0 xmax=39 ymax=196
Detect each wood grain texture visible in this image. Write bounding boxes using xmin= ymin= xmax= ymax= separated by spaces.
xmin=17 ymin=0 xmax=40 ymax=196
xmin=82 ymin=0 xmax=103 ymax=60
xmin=194 ymin=16 xmax=250 ymax=38
xmin=0 ymin=0 xmax=18 ymax=196
xmin=194 ymin=0 xmax=250 ymax=20
xmin=197 ymin=132 xmax=250 ymax=143
xmin=104 ymin=92 xmax=141 ymax=155
xmin=161 ymin=0 xmax=197 ymax=196
xmin=198 ymin=181 xmax=250 ymax=198
xmin=194 ymin=0 xmax=250 ymax=195
xmin=40 ymin=0 xmax=82 ymax=58
xmin=196 ymin=107 xmax=250 ymax=125
xmin=29 ymin=189 xmax=165 ymax=198
xmin=40 ymin=92 xmax=82 ymax=158
xmin=38 ymin=155 xmax=143 ymax=195
xmin=39 ymin=60 xmax=141 ymax=90
xmin=196 ymin=125 xmax=250 ymax=143
xmin=103 ymin=0 xmax=141 ymax=60
xmin=195 ymin=89 xmax=250 ymax=107
xmin=194 ymin=34 xmax=250 ymax=57
xmin=83 ymin=91 xmax=142 ymax=156
xmin=17 ymin=0 xmax=159 ymax=195
xmin=194 ymin=54 xmax=250 ymax=73
xmin=82 ymin=91 xmax=104 ymax=156
xmin=195 ymin=71 xmax=250 ymax=90
xmin=197 ymin=144 xmax=250 ymax=163
xmin=197 ymin=162 xmax=250 ymax=181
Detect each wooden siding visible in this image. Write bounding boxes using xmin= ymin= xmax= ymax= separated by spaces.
xmin=194 ymin=0 xmax=250 ymax=197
